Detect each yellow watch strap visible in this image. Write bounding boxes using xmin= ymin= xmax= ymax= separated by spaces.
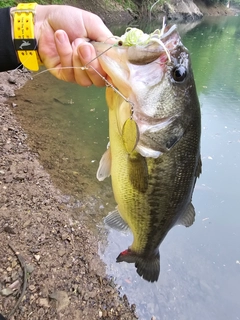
xmin=12 ymin=3 xmax=41 ymax=71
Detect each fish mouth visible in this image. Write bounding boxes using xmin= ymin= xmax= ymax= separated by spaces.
xmin=92 ymin=25 xmax=186 ymax=158
xmin=92 ymin=23 xmax=182 ymax=84
xmin=127 ymin=25 xmax=181 ymax=66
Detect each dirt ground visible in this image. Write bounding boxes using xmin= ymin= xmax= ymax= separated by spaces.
xmin=0 ymin=0 xmax=238 ymax=319
xmin=0 ymin=1 xmax=135 ymax=319
xmin=0 ymin=1 xmax=138 ymax=319
xmin=0 ymin=69 xmax=138 ymax=320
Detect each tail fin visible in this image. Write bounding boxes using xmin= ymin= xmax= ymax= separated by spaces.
xmin=116 ymin=249 xmax=160 ymax=282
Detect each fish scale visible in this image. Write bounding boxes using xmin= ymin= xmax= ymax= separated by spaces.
xmin=94 ymin=25 xmax=201 ymax=282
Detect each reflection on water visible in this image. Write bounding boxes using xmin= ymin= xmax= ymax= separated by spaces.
xmin=13 ymin=75 xmax=115 ymax=230
xmin=14 ymin=16 xmax=240 ymax=319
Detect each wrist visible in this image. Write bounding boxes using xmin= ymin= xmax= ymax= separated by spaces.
xmin=34 ymin=5 xmax=49 ymax=44
xmin=11 ymin=3 xmax=43 ymax=71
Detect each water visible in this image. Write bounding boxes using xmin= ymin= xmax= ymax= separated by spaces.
xmin=14 ymin=16 xmax=240 ymax=319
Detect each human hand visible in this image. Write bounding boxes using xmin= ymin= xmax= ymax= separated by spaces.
xmin=34 ymin=5 xmax=113 ymax=86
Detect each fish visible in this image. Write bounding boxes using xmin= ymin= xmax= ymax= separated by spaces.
xmin=92 ymin=24 xmax=201 ymax=282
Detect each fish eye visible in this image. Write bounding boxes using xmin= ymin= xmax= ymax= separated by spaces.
xmin=172 ymin=65 xmax=187 ymax=82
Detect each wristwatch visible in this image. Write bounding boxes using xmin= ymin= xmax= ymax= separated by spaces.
xmin=11 ymin=3 xmax=42 ymax=71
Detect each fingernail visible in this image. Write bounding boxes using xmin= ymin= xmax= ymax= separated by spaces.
xmin=78 ymin=44 xmax=91 ymax=61
xmin=56 ymin=31 xmax=67 ymax=44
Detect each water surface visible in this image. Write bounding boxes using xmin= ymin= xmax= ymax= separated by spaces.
xmin=14 ymin=16 xmax=240 ymax=319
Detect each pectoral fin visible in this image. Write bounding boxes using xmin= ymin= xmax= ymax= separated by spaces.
xmin=104 ymin=208 xmax=129 ymax=231
xmin=96 ymin=147 xmax=111 ymax=181
xmin=176 ymin=202 xmax=195 ymax=227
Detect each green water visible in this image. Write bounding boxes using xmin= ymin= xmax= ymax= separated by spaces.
xmin=15 ymin=16 xmax=240 ymax=319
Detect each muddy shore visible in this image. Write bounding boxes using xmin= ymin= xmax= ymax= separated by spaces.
xmin=0 ymin=69 xmax=138 ymax=319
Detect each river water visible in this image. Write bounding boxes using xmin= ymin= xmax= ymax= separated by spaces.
xmin=14 ymin=16 xmax=240 ymax=320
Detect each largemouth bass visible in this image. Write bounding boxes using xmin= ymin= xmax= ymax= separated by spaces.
xmin=93 ymin=25 xmax=201 ymax=282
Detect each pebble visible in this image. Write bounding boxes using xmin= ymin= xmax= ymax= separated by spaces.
xmin=29 ymin=285 xmax=36 ymax=292
xmin=26 ymin=264 xmax=35 ymax=274
xmin=1 ymin=288 xmax=13 ymax=296
xmin=34 ymin=255 xmax=41 ymax=261
xmin=58 ymin=249 xmax=66 ymax=257
xmin=49 ymin=290 xmax=70 ymax=312
xmin=11 ymin=260 xmax=18 ymax=268
xmin=38 ymin=298 xmax=49 ymax=308
xmin=8 ymin=76 xmax=17 ymax=84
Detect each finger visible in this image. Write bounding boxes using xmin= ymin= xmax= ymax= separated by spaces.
xmin=55 ymin=30 xmax=75 ymax=82
xmin=82 ymin=13 xmax=113 ymax=42
xmin=72 ymin=39 xmax=93 ymax=86
xmin=77 ymin=42 xmax=106 ymax=87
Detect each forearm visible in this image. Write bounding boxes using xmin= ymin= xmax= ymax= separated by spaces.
xmin=0 ymin=7 xmax=20 ymax=72
xmin=0 ymin=4 xmax=57 ymax=72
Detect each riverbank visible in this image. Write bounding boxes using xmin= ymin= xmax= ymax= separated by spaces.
xmin=66 ymin=0 xmax=238 ymax=25
xmin=0 ymin=70 xmax=137 ymax=319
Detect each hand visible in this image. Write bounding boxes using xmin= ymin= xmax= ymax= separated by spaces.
xmin=34 ymin=5 xmax=113 ymax=86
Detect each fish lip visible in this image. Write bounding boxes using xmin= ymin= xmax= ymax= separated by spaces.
xmin=127 ymin=29 xmax=182 ymax=66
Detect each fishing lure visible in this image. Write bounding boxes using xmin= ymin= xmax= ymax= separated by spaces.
xmin=115 ymin=24 xmax=177 ymax=62
xmin=84 ymin=22 xmax=177 ymax=153
xmin=33 ymin=23 xmax=177 ymax=152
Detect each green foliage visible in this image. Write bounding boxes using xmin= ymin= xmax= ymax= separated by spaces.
xmin=0 ymin=0 xmax=16 ymax=7
xmin=201 ymin=0 xmax=228 ymax=5
xmin=0 ymin=0 xmax=63 ymax=7
xmin=104 ymin=0 xmax=137 ymax=10
xmin=231 ymin=0 xmax=240 ymax=5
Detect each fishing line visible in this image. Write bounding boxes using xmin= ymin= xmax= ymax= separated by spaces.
xmin=29 ymin=42 xmax=136 ymax=116
xmin=32 ymin=42 xmax=116 ymax=77
xmin=87 ymin=64 xmax=135 ymax=110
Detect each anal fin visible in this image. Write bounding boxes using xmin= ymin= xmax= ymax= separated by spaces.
xmin=104 ymin=208 xmax=129 ymax=231
xmin=176 ymin=202 xmax=195 ymax=227
xmin=196 ymin=156 xmax=202 ymax=178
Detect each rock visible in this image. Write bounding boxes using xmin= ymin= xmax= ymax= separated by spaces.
xmin=8 ymin=280 xmax=20 ymax=290
xmin=49 ymin=290 xmax=70 ymax=312
xmin=3 ymin=226 xmax=16 ymax=234
xmin=29 ymin=285 xmax=36 ymax=292
xmin=0 ymin=84 xmax=15 ymax=97
xmin=1 ymin=288 xmax=13 ymax=296
xmin=164 ymin=0 xmax=203 ymax=22
xmin=38 ymin=298 xmax=50 ymax=308
xmin=8 ymin=76 xmax=17 ymax=84
xmin=34 ymin=255 xmax=41 ymax=261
